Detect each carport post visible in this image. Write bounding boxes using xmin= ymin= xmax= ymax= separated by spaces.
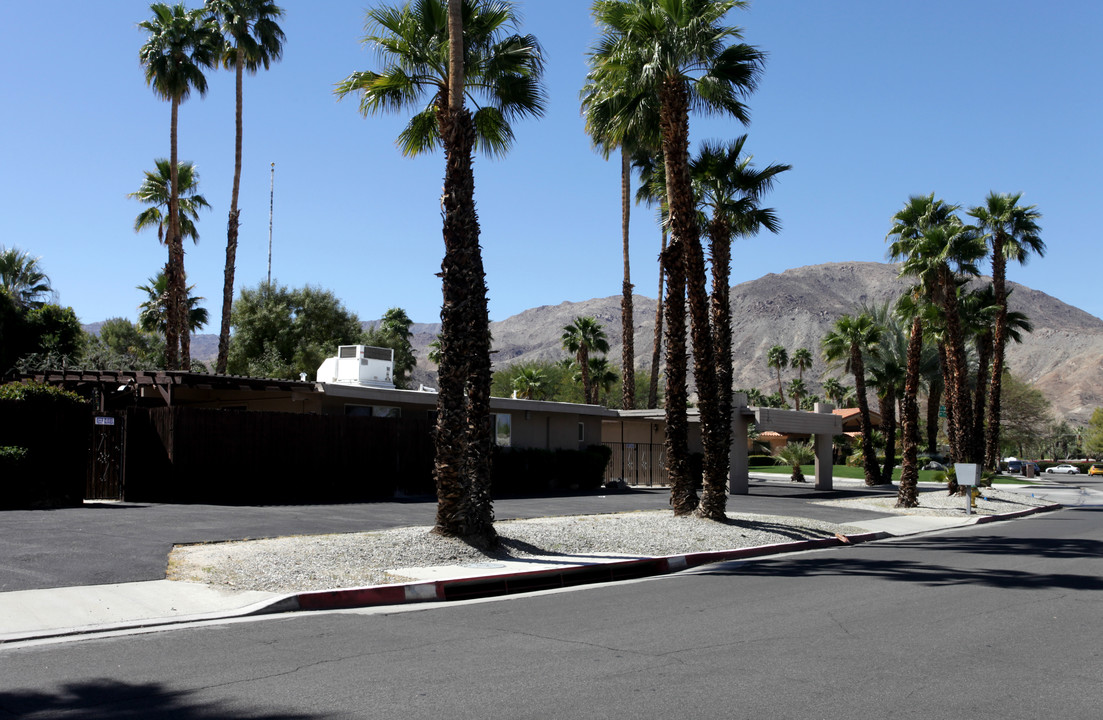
xmin=813 ymin=402 xmax=835 ymax=491
xmin=729 ymin=393 xmax=750 ymax=495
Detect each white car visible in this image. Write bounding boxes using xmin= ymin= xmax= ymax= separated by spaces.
xmin=1044 ymin=464 xmax=1080 ymax=475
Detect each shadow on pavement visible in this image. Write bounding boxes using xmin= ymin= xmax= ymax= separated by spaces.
xmin=698 ymin=532 xmax=1103 ymax=592
xmin=0 ymin=680 xmax=321 ymax=720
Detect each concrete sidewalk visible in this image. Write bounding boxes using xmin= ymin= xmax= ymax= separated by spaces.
xmin=0 ymin=487 xmax=1058 ymax=646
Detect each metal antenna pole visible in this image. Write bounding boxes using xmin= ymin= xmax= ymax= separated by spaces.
xmin=267 ymin=162 xmax=274 ymax=287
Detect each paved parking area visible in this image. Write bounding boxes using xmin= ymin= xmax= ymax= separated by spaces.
xmin=0 ymin=481 xmax=898 ymax=592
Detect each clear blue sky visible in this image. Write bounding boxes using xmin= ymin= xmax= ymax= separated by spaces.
xmin=2 ymin=1 xmax=1100 ymax=331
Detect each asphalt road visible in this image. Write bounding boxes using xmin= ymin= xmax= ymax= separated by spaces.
xmin=0 ymin=480 xmax=897 ymax=591
xmin=2 ymin=500 xmax=1100 ymax=719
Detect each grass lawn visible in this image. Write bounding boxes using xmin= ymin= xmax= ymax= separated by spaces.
xmin=753 ymin=464 xmax=1038 ymax=485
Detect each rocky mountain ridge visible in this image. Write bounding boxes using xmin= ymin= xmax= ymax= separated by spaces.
xmin=103 ymin=261 xmax=1102 ymax=424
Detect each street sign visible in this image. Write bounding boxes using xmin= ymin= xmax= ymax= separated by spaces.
xmin=938 ymin=405 xmax=947 ymax=418
xmin=94 ymin=416 xmax=115 ymax=426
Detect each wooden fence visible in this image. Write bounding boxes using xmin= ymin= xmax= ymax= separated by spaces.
xmin=124 ymin=407 xmax=435 ymax=504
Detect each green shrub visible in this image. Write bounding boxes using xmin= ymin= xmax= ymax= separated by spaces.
xmin=0 ymin=381 xmax=85 ymax=405
xmin=748 ymin=454 xmax=778 ymax=467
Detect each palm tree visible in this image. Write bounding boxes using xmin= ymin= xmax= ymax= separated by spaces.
xmin=969 ymin=192 xmax=1044 ymax=470
xmin=137 ymin=271 xmax=209 ymax=336
xmin=888 ymin=194 xmax=986 ymax=462
xmin=786 ymin=378 xmax=807 ymax=412
xmin=511 ymin=365 xmax=548 ymax=400
xmin=562 ymin=316 xmax=610 ymax=404
xmin=581 ymin=57 xmax=660 ymax=413
xmin=891 ymin=291 xmax=939 ymax=507
xmin=205 ymin=0 xmax=286 ymax=376
xmin=591 ymin=0 xmax=764 ymax=520
xmin=822 ymin=313 xmax=881 ymax=485
xmin=336 ymin=0 xmax=545 ymax=546
xmin=864 ymin=303 xmax=907 ymax=486
xmin=790 ymin=347 xmax=813 ymax=383
xmin=766 ymin=345 xmax=789 ymax=403
xmin=130 ymin=159 xmax=211 ymax=246
xmin=584 ymin=356 xmax=619 ymax=405
xmin=139 ymin=2 xmax=220 ymax=371
xmin=632 ymin=148 xmax=669 ymax=410
xmin=691 ymin=135 xmax=788 ymax=480
xmin=0 ymin=246 xmax=53 ymax=309
xmin=821 ymin=377 xmax=846 ymax=408
xmin=774 ymin=441 xmax=814 ymax=483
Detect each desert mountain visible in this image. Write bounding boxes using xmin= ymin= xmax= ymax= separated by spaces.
xmin=121 ymin=261 xmax=1101 ymax=424
xmin=442 ymin=262 xmax=1099 ymax=424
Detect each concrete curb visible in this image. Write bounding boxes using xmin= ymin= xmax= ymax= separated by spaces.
xmin=3 ymin=504 xmax=1059 ymax=644
xmin=280 ymin=531 xmax=892 ymax=613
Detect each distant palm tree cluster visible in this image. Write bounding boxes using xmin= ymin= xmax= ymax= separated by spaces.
xmin=137 ymin=0 xmax=285 ymax=371
xmin=815 ymin=192 xmax=1044 ymax=508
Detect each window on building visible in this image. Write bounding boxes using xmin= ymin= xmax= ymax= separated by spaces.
xmin=578 ymin=422 xmax=585 ymax=443
xmin=345 ymin=404 xmax=401 ymax=418
xmin=492 ymin=413 xmax=512 ymax=447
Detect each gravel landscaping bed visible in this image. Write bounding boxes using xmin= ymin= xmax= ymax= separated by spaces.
xmin=168 ymin=488 xmax=1053 ymax=595
xmin=168 ymin=510 xmax=861 ymax=594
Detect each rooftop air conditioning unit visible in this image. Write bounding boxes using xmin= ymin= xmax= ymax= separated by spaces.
xmin=317 ymin=345 xmax=395 ymax=388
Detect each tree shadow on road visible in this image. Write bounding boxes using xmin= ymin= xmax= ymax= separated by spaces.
xmin=0 ymin=679 xmax=322 ymax=720
xmin=698 ymin=531 xmax=1103 ymax=592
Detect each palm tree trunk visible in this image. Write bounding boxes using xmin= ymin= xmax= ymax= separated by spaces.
xmin=972 ymin=332 xmax=992 ymax=465
xmin=661 ymin=237 xmax=694 ymax=515
xmin=709 ymin=218 xmax=734 ymax=475
xmin=986 ymin=238 xmax=1008 ymax=470
xmin=620 ymin=148 xmax=635 ymax=410
xmin=432 ymin=4 xmax=495 ymax=547
xmin=660 ymin=78 xmax=722 ymax=517
xmin=165 ymin=96 xmax=182 ymax=371
xmin=941 ymin=280 xmax=973 ymax=462
xmin=647 ymin=228 xmax=667 ymax=409
xmin=878 ymin=387 xmax=897 ymax=485
xmin=897 ymin=316 xmax=922 ymax=507
xmin=217 ymin=55 xmax=245 ymax=375
xmin=851 ymin=346 xmax=879 ymax=486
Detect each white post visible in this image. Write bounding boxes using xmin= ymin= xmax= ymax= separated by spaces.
xmin=729 ymin=392 xmax=749 ymax=495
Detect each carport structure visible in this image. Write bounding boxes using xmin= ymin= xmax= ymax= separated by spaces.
xmin=603 ymin=394 xmax=843 ymax=493
xmin=730 ymin=399 xmax=843 ymax=493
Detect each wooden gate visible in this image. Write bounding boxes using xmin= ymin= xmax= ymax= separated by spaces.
xmin=87 ymin=413 xmax=125 ymax=500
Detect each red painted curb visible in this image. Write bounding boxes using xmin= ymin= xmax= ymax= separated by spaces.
xmin=283 ymin=507 xmax=1052 ymax=614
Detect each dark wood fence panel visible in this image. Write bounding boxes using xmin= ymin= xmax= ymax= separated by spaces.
xmin=123 ymin=407 xmax=434 ymax=504
xmin=0 ymin=399 xmax=90 ymax=507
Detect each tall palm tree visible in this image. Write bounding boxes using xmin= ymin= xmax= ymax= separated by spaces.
xmin=581 ymin=60 xmax=660 ymax=412
xmin=0 ymin=246 xmax=53 ymax=310
xmin=130 ymin=159 xmax=211 ymax=246
xmin=137 ymin=271 xmax=210 ymax=336
xmin=205 ymin=0 xmax=286 ymax=376
xmin=591 ymin=0 xmax=764 ymax=520
xmin=632 ymin=148 xmax=669 ymax=410
xmin=864 ymin=303 xmax=907 ymax=486
xmin=139 ymin=2 xmax=220 ymax=370
xmin=562 ymin=316 xmax=610 ymax=404
xmin=969 ymin=192 xmax=1044 ymax=469
xmin=691 ymin=135 xmax=788 ymax=476
xmin=892 ymin=291 xmax=939 ymax=507
xmin=766 ymin=345 xmax=788 ymax=403
xmin=336 ymin=0 xmax=545 ymax=546
xmin=822 ymin=313 xmax=881 ymax=485
xmin=888 ymin=195 xmax=986 ymax=462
